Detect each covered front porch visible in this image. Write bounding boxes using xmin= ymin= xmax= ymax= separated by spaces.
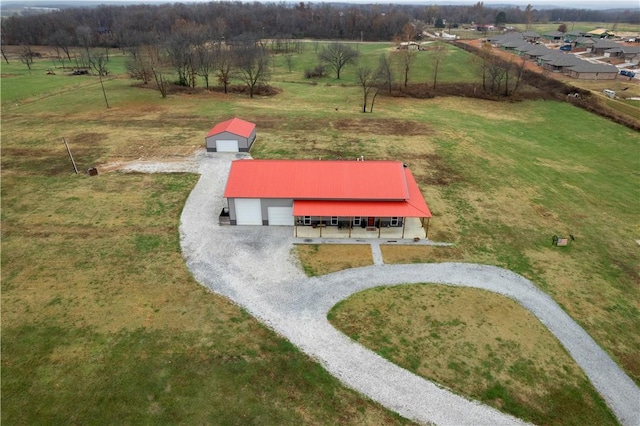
xmin=294 ymin=217 xmax=429 ymax=240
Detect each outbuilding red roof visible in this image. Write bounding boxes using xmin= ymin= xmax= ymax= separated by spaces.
xmin=224 ymin=159 xmax=431 ymax=218
xmin=206 ymin=118 xmax=255 ymax=138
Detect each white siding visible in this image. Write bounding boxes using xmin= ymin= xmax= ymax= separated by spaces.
xmin=235 ymin=199 xmax=262 ymax=225
xmin=216 ymin=140 xmax=239 ymax=152
xmin=268 ymin=207 xmax=294 ymax=225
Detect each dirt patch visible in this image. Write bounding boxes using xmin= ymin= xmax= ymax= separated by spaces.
xmin=416 ymin=153 xmax=464 ymax=186
xmin=2 ymin=143 xmax=107 ymax=176
xmin=334 ymin=118 xmax=432 ymax=136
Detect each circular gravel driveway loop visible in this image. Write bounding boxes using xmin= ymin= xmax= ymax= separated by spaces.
xmin=179 ymin=153 xmax=640 ymax=426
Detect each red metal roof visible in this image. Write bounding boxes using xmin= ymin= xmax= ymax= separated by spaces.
xmin=206 ymin=118 xmax=255 ymax=138
xmin=224 ymin=160 xmax=409 ymax=200
xmin=293 ymin=169 xmax=431 ymax=218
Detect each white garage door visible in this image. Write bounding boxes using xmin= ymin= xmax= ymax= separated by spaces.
xmin=216 ymin=139 xmax=239 ymax=152
xmin=235 ymin=199 xmax=262 ymax=225
xmin=268 ymin=207 xmax=294 ymax=226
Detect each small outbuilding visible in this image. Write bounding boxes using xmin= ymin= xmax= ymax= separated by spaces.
xmin=205 ymin=118 xmax=256 ymax=153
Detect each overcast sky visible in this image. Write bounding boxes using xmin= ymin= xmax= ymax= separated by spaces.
xmin=14 ymin=0 xmax=639 ymax=9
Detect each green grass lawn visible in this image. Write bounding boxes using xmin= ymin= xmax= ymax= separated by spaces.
xmin=1 ymin=48 xmax=417 ymax=424
xmin=1 ymin=173 xmax=411 ymax=425
xmin=329 ymin=285 xmax=618 ymax=426
xmin=2 ymin=42 xmax=638 ymax=424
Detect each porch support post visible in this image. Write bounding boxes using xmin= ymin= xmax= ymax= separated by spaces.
xmin=402 ymin=217 xmax=406 ymax=239
xmin=378 ymin=218 xmax=381 ymax=238
xmin=349 ymin=217 xmax=352 ymax=238
xmin=425 ymin=217 xmax=430 ymax=239
xmin=295 ymin=217 xmax=298 ymax=238
xmin=320 ymin=217 xmax=323 ymax=238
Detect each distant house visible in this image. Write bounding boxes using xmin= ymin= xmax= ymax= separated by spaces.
xmin=565 ymin=62 xmax=619 ymax=79
xmin=574 ymin=37 xmax=595 ymax=48
xmin=222 ymin=159 xmax=432 ymax=238
xmin=591 ymin=39 xmax=621 ymax=55
xmin=205 ymin=118 xmax=256 ymax=153
xmin=523 ymin=45 xmax=551 ymax=61
xmin=539 ymin=51 xmax=582 ymax=72
xmin=501 ymin=39 xmax=528 ymax=51
xmin=565 ymin=30 xmax=585 ymax=40
xmin=605 ymin=46 xmax=640 ymax=63
xmin=587 ymin=28 xmax=615 ymax=39
xmin=543 ymin=31 xmax=565 ymax=42
xmin=522 ymin=31 xmax=541 ymax=42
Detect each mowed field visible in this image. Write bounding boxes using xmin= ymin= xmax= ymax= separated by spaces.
xmin=2 ymin=41 xmax=639 ymax=424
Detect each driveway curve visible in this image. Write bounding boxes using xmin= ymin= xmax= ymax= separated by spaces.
xmin=179 ymin=154 xmax=639 ymax=426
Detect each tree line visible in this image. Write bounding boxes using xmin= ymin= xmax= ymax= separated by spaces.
xmin=2 ymin=2 xmax=637 ymax=48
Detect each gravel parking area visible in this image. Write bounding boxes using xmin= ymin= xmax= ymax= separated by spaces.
xmin=179 ymin=153 xmax=639 ymax=426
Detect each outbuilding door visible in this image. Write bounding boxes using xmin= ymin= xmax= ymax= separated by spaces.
xmin=235 ymin=199 xmax=262 ymax=225
xmin=216 ymin=139 xmax=239 ymax=152
xmin=267 ymin=207 xmax=294 ymax=226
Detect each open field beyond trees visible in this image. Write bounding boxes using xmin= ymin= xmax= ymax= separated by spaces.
xmin=2 ymin=41 xmax=639 ymax=424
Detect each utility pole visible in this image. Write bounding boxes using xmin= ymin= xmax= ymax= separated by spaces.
xmin=62 ymin=137 xmax=78 ymax=174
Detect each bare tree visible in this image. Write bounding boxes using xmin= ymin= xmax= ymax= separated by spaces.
xmin=524 ymin=4 xmax=534 ymax=31
xmin=89 ymin=51 xmax=109 ymax=76
xmin=75 ymin=25 xmax=94 ymax=55
xmin=147 ymin=43 xmax=169 ymax=98
xmin=196 ymin=45 xmax=215 ymax=89
xmin=479 ymin=41 xmax=493 ymax=91
xmin=152 ymin=66 xmax=168 ymax=98
xmin=431 ymin=41 xmax=447 ymax=89
xmin=318 ymin=42 xmax=359 ymax=79
xmin=393 ymin=47 xmax=416 ymax=89
xmin=402 ymin=22 xmax=417 ymax=41
xmin=126 ymin=38 xmax=167 ymax=98
xmin=356 ymin=66 xmax=372 ymax=113
xmin=0 ymin=25 xmax=9 ymax=64
xmin=166 ymin=19 xmax=208 ymax=88
xmin=355 ymin=65 xmax=381 ymax=113
xmin=19 ymin=45 xmax=36 ymax=74
xmin=88 ymin=50 xmax=110 ymax=108
xmin=285 ymin=54 xmax=294 ymax=73
xmin=126 ymin=44 xmax=153 ymax=84
xmin=213 ymin=17 xmax=227 ymax=42
xmin=48 ymin=29 xmax=73 ymax=62
xmin=510 ymin=56 xmax=527 ymax=96
xmin=376 ymin=53 xmax=394 ymax=94
xmin=215 ymin=47 xmax=233 ymax=93
xmin=234 ymin=45 xmax=271 ymax=98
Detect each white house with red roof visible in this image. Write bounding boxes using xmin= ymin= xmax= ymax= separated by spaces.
xmin=222 ymin=159 xmax=432 ymax=239
xmin=205 ymin=118 xmax=256 ymax=152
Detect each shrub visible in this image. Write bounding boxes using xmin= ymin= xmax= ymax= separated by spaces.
xmin=304 ymin=64 xmax=327 ymax=79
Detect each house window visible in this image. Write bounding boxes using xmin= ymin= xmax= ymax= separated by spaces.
xmin=390 ymin=217 xmax=399 ymax=226
xmin=330 ymin=217 xmax=338 ymax=226
xmin=303 ymin=216 xmax=311 ymax=225
xmin=353 ymin=217 xmax=361 ymax=226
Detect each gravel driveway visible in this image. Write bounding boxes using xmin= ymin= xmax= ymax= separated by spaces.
xmin=179 ymin=153 xmax=639 ymax=426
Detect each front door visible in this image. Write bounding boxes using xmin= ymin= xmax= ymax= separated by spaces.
xmin=368 ymin=217 xmax=375 ymax=227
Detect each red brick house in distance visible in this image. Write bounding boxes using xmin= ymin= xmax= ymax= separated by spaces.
xmin=222 ymin=159 xmax=432 ymax=239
